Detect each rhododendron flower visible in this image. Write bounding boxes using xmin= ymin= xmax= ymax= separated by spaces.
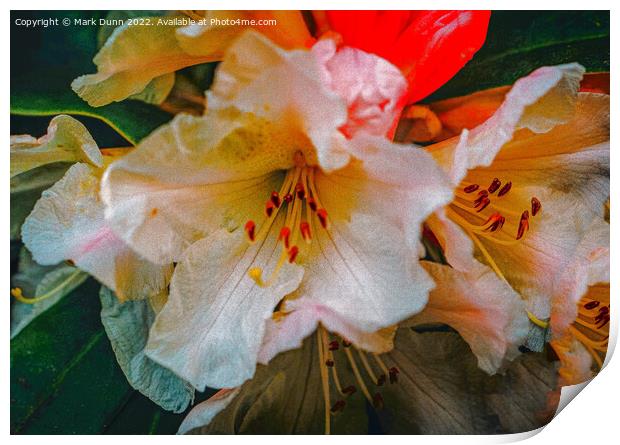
xmin=101 ymin=31 xmax=454 ymax=391
xmin=16 ymin=117 xmax=172 ymax=302
xmin=317 ymin=10 xmax=491 ymax=103
xmin=421 ymin=65 xmax=609 ymax=343
xmin=549 ymin=219 xmax=609 ymax=385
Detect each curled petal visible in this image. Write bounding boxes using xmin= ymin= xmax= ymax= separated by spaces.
xmin=11 ymin=115 xmax=102 ymax=177
xmin=312 ymin=39 xmax=408 ymax=138
xmin=72 ymin=18 xmax=213 ymax=106
xmin=430 ymin=63 xmax=585 ymax=185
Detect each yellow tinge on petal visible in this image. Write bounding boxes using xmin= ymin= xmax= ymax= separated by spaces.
xmin=176 ymin=11 xmax=312 ymax=57
xmin=74 ymin=11 xmax=313 ymax=107
xmin=72 ymin=16 xmax=215 ymax=107
xmin=10 ymin=115 xmax=103 ymax=178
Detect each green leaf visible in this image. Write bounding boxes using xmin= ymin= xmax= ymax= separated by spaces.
xmin=99 ymin=287 xmax=194 ymax=413
xmin=10 ymin=11 xmax=172 ymax=144
xmin=427 ymin=11 xmax=610 ymax=102
xmin=10 ymin=279 xmax=187 ymax=434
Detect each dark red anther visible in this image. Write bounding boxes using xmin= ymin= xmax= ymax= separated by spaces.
xmin=531 ymin=197 xmax=542 ymax=216
xmin=343 ymin=385 xmax=357 ymax=396
xmin=295 ymin=183 xmax=305 ymax=200
xmin=328 ymin=340 xmax=340 ymax=351
xmin=516 ymin=210 xmax=529 ymax=240
xmin=478 ymin=189 xmax=489 ymax=197
xmin=496 ymin=216 xmax=506 ymax=231
xmin=244 ymin=220 xmax=256 ymax=242
xmin=596 ymin=313 xmax=610 ymax=328
xmin=265 ymin=200 xmax=276 ymax=217
xmin=377 ymin=374 xmax=386 ymax=386
xmin=288 ymin=246 xmax=299 ymax=263
xmin=475 ymin=197 xmax=491 ymax=213
xmin=325 ymin=359 xmax=334 ymax=367
xmin=584 ymin=301 xmax=600 ymax=310
xmin=372 ymin=393 xmax=384 ymax=410
xmin=488 ymin=178 xmax=501 ymax=194
xmin=342 ymin=339 xmax=352 ymax=348
xmin=598 ymin=306 xmax=610 ymax=315
xmin=464 ymin=184 xmax=479 ymax=193
xmin=308 ymin=197 xmax=318 ymax=211
xmin=474 ymin=194 xmax=488 ymax=206
xmin=279 ymin=226 xmax=291 ymax=249
xmin=300 ymin=221 xmax=311 ymax=242
xmin=331 ymin=400 xmax=346 ymax=413
xmin=317 ymin=208 xmax=329 ymax=229
xmin=389 ymin=367 xmax=399 ymax=384
xmin=283 ymin=193 xmax=293 ymax=204
xmin=270 ymin=191 xmax=281 ymax=208
xmin=497 ymin=181 xmax=512 ymax=197
xmin=488 ymin=216 xmax=505 ymax=233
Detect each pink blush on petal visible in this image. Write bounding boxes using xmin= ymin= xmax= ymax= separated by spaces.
xmin=313 ymin=41 xmax=408 ymax=139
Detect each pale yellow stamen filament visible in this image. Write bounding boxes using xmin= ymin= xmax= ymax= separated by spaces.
xmin=344 ymin=347 xmax=373 ymax=403
xmin=356 ymin=348 xmax=379 ymax=385
xmin=467 ymin=229 xmax=509 ymax=284
xmin=322 ymin=331 xmax=346 ymax=396
xmin=569 ymin=326 xmax=607 ymax=369
xmin=373 ymin=353 xmax=390 ymax=376
xmin=11 ymin=269 xmax=83 ymax=304
xmin=317 ymin=326 xmax=331 ymax=435
xmin=251 ymin=167 xmax=300 ymax=244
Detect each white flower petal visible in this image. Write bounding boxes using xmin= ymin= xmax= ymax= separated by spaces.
xmin=324 ymin=134 xmax=454 ymax=249
xmin=258 ymin=296 xmax=395 ymax=364
xmin=313 ymin=40 xmax=407 ymax=138
xmin=406 ymin=261 xmax=529 ymax=374
xmin=551 ymin=219 xmax=609 ymax=338
xmin=297 ymin=214 xmax=431 ymax=333
xmin=145 ymin=227 xmax=304 ymax=390
xmin=22 ymin=163 xmax=169 ymax=299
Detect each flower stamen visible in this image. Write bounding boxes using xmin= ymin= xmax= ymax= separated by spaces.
xmin=244 ymin=157 xmax=332 ymax=287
